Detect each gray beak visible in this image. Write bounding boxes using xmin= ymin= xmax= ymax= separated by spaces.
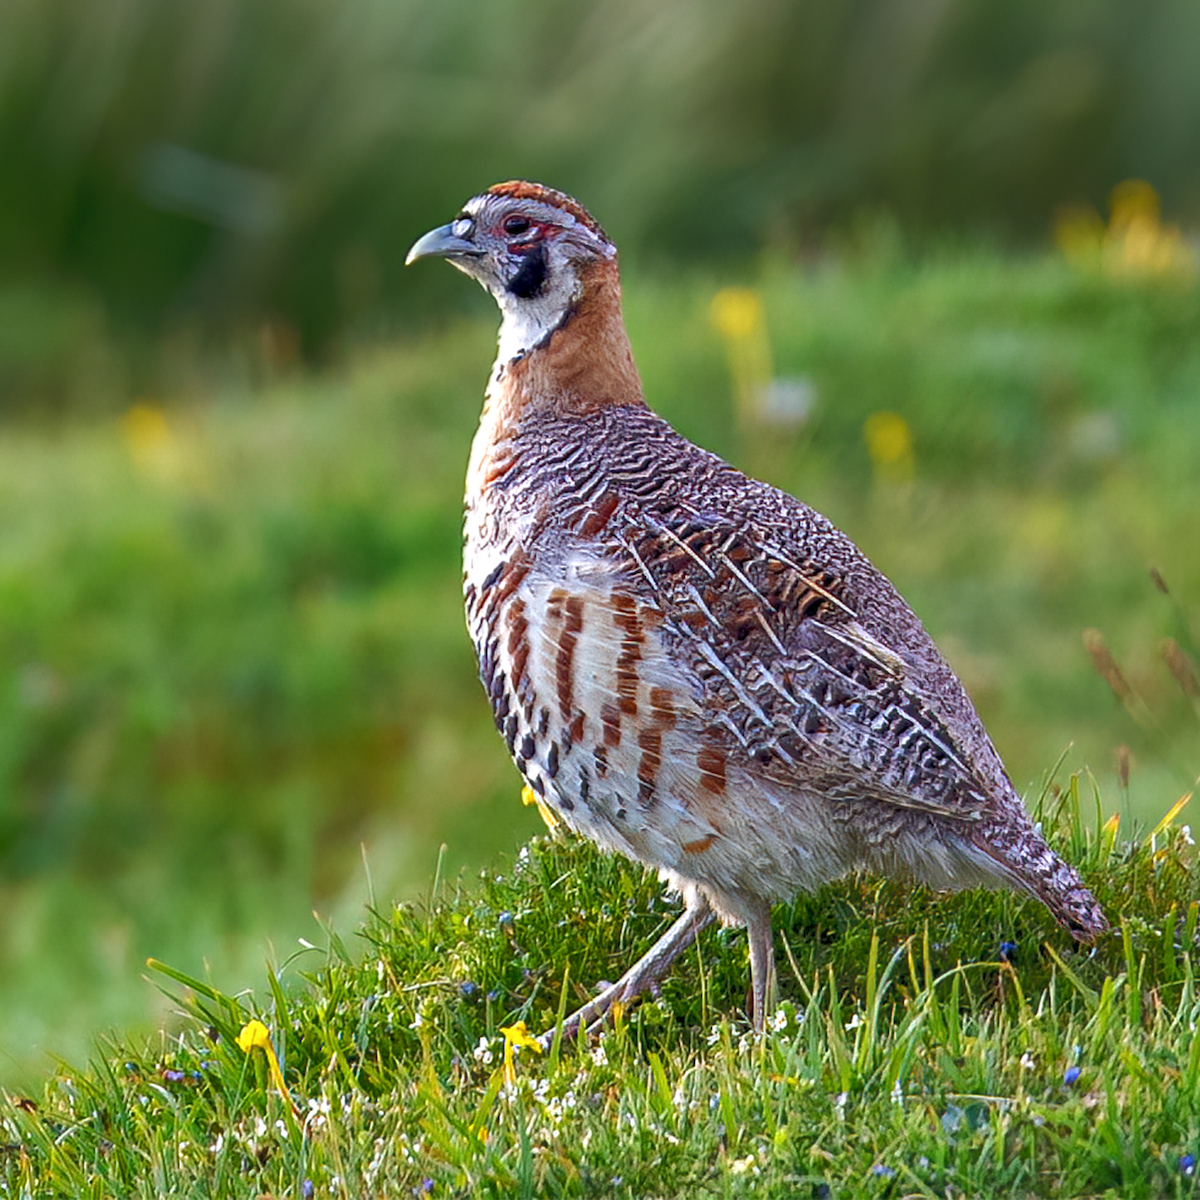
xmin=405 ymin=223 xmax=480 ymax=266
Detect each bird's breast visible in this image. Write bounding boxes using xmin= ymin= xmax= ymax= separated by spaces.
xmin=463 ymin=525 xmax=746 ymax=866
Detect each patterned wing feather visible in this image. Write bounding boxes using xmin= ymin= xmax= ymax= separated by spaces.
xmin=619 ymin=507 xmax=993 ymax=822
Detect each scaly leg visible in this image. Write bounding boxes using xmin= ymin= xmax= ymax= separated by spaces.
xmin=745 ymin=900 xmax=777 ymax=1031
xmin=540 ymin=892 xmax=715 ymax=1046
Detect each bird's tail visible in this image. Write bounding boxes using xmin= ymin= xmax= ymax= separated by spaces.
xmin=976 ymin=816 xmax=1108 ymax=941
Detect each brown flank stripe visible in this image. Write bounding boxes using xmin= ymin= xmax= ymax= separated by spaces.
xmin=636 ymin=727 xmax=663 ymax=808
xmin=568 ymin=710 xmax=586 ymax=745
xmin=697 ymin=744 xmax=727 ymax=794
xmin=506 ymin=598 xmax=530 ymax=688
xmin=492 ymin=549 xmax=531 ymax=605
xmin=613 ymin=592 xmax=642 ymax=718
xmin=649 ymin=686 xmax=677 ymax=729
xmin=601 ymin=702 xmax=622 ymax=749
xmin=553 ymin=591 xmax=584 ymax=721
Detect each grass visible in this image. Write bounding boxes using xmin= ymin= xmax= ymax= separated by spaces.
xmin=2 ymin=779 xmax=1198 ymax=1197
xmin=0 ymin=242 xmax=1198 ymax=1090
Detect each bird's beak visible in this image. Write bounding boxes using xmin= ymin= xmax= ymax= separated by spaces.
xmin=405 ymin=223 xmax=479 ymax=266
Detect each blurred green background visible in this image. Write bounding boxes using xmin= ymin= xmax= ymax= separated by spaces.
xmin=2 ymin=0 xmax=1199 ymax=1084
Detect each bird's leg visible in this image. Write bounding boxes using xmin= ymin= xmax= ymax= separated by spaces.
xmin=539 ymin=893 xmax=715 ymax=1047
xmin=745 ymin=900 xmax=777 ymax=1032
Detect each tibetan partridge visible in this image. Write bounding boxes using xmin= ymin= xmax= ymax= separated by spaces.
xmin=407 ymin=181 xmax=1107 ymax=1038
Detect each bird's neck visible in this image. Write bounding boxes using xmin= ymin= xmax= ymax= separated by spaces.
xmin=466 ymin=259 xmax=645 ymax=500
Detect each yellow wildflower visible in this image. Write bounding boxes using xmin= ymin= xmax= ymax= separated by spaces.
xmin=521 ymin=784 xmax=559 ymax=831
xmin=237 ymin=1019 xmax=297 ymax=1111
xmin=710 ymin=287 xmax=773 ymax=428
xmin=710 ymin=287 xmax=765 ymax=341
xmin=121 ymin=403 xmax=189 ymax=486
xmin=863 ymin=411 xmax=914 ymax=486
xmin=499 ymin=1020 xmax=542 ymax=1085
xmin=1056 ymin=179 xmax=1196 ymax=283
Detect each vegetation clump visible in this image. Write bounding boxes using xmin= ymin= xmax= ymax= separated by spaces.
xmin=3 ymin=780 xmax=1197 ymax=1198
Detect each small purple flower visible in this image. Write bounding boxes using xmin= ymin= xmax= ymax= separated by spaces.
xmin=1064 ymin=1066 xmax=1082 ymax=1087
xmin=301 ymin=1181 xmax=315 ymax=1199
xmin=422 ymin=1180 xmax=435 ymax=1194
xmin=998 ymin=941 xmax=1018 ymax=963
xmin=161 ymin=1069 xmax=186 ymax=1084
xmin=1181 ymin=1154 xmax=1196 ymax=1177
xmin=871 ymin=1164 xmax=896 ymax=1178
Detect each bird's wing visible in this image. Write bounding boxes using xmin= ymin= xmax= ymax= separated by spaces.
xmin=615 ymin=507 xmax=993 ymax=822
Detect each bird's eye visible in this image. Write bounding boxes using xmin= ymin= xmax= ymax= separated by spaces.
xmin=503 ymin=215 xmax=533 ymax=236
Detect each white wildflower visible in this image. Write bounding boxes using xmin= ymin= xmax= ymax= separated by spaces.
xmin=364 ymin=1137 xmax=391 ymax=1185
xmin=305 ymin=1096 xmax=331 ymax=1133
xmin=543 ymin=1091 xmax=578 ymax=1124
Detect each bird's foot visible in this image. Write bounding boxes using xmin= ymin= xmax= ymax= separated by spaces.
xmin=537 ymin=897 xmax=715 ymax=1049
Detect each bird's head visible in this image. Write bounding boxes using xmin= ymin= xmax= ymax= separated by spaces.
xmin=407 ymin=181 xmax=617 ymax=363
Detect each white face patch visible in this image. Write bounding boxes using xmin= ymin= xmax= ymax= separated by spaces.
xmin=450 ymin=192 xmax=615 ymax=364
xmin=494 ymin=262 xmax=582 ymax=362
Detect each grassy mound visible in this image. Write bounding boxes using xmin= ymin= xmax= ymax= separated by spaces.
xmin=3 ymin=780 xmax=1197 ymax=1198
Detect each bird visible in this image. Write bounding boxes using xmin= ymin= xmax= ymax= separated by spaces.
xmin=406 ymin=181 xmax=1107 ymax=1039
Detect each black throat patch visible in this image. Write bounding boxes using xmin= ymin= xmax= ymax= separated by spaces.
xmin=506 ymin=244 xmax=548 ymax=299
